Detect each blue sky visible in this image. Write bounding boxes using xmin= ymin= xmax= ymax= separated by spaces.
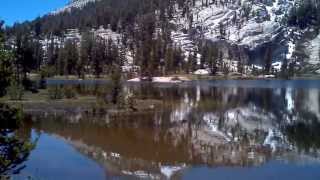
xmin=0 ymin=0 xmax=69 ymax=26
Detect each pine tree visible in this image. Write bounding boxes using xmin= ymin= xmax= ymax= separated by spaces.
xmin=149 ymin=49 xmax=157 ymax=77
xmin=64 ymin=40 xmax=78 ymax=76
xmin=110 ymin=65 xmax=122 ymax=105
xmin=0 ymin=20 xmax=13 ymax=96
xmin=164 ymin=45 xmax=174 ymax=74
xmin=219 ymin=51 xmax=224 ymax=71
xmin=140 ymin=42 xmax=152 ymax=78
xmin=106 ymin=38 xmax=114 ymax=66
xmin=208 ymin=46 xmax=218 ymax=75
xmin=91 ymin=38 xmax=105 ymax=78
xmin=78 ymin=31 xmax=93 ymax=78
xmin=15 ymin=33 xmax=37 ymax=82
xmin=57 ymin=46 xmax=65 ymax=75
xmin=287 ymin=0 xmax=320 ymax=29
xmin=218 ymin=22 xmax=226 ymax=38
xmin=288 ymin=62 xmax=295 ymax=78
xmin=153 ymin=36 xmax=163 ymax=75
xmin=53 ymin=44 xmax=60 ymax=75
xmin=47 ymin=37 xmax=57 ymax=67
xmin=200 ymin=45 xmax=208 ymax=69
xmin=186 ymin=53 xmax=193 ymax=73
xmin=264 ymin=47 xmax=273 ymax=74
xmin=190 ymin=51 xmax=198 ymax=72
xmin=281 ymin=58 xmax=288 ymax=78
xmin=33 ymin=40 xmax=44 ymax=72
xmin=237 ymin=60 xmax=244 ymax=74
xmin=119 ymin=45 xmax=127 ymax=66
xmin=174 ymin=46 xmax=184 ymax=73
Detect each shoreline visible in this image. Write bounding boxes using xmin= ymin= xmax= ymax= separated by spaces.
xmin=28 ymin=74 xmax=320 ymax=83
xmin=125 ymin=74 xmax=320 ymax=83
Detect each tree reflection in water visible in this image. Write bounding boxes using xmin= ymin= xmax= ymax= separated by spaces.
xmin=0 ymin=103 xmax=36 ymax=176
xmin=15 ymin=81 xmax=320 ymax=178
xmin=285 ymin=120 xmax=320 ymax=154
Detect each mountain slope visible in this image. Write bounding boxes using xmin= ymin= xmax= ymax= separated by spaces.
xmin=57 ymin=0 xmax=320 ymax=73
xmin=6 ymin=0 xmax=320 ymax=77
xmin=53 ymin=0 xmax=99 ymax=14
xmin=171 ymin=0 xmax=297 ymax=67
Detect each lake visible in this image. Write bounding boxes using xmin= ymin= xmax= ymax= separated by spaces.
xmin=8 ymin=80 xmax=320 ymax=179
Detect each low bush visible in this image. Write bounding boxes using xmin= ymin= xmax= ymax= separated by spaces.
xmin=6 ymin=81 xmax=24 ymax=101
xmin=48 ymin=86 xmax=64 ymax=100
xmin=63 ymin=86 xmax=77 ymax=99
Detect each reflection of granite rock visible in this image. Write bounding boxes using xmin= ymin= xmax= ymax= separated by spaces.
xmin=26 ymin=83 xmax=320 ymax=178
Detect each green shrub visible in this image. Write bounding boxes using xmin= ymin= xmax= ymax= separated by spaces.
xmin=48 ymin=86 xmax=64 ymax=100
xmin=126 ymin=95 xmax=137 ymax=111
xmin=6 ymin=81 xmax=24 ymax=100
xmin=40 ymin=66 xmax=56 ymax=78
xmin=63 ymin=86 xmax=77 ymax=99
xmin=0 ymin=103 xmax=35 ymax=175
xmin=0 ymin=103 xmax=22 ymax=129
xmin=110 ymin=66 xmax=122 ymax=105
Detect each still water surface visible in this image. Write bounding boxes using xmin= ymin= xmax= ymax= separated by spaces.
xmin=12 ymin=80 xmax=320 ymax=179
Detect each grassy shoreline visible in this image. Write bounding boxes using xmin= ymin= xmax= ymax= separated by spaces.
xmin=26 ymin=71 xmax=320 ymax=82
xmin=1 ymin=88 xmax=163 ymax=116
xmin=41 ymin=74 xmax=320 ymax=82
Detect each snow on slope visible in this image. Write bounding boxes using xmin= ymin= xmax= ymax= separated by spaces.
xmin=49 ymin=0 xmax=320 ymax=73
xmin=53 ymin=0 xmax=99 ymax=14
xmin=172 ymin=0 xmax=295 ymax=49
xmin=306 ymin=33 xmax=320 ymax=65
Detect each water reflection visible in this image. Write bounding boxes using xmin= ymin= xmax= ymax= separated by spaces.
xmin=23 ymin=81 xmax=320 ymax=179
xmin=0 ymin=104 xmax=37 ymax=176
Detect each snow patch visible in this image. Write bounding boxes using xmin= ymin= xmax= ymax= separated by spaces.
xmin=286 ymin=40 xmax=295 ymax=60
xmin=307 ymin=33 xmax=320 ymax=65
xmin=53 ymin=0 xmax=99 ymax=14
xmin=161 ymin=165 xmax=185 ymax=179
xmin=128 ymin=76 xmax=189 ymax=83
xmin=285 ymin=88 xmax=294 ymax=112
xmin=263 ymin=129 xmax=286 ymax=152
xmin=194 ymin=69 xmax=210 ymax=75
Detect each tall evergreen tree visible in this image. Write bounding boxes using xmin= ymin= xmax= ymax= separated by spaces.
xmin=33 ymin=40 xmax=44 ymax=72
xmin=64 ymin=40 xmax=79 ymax=76
xmin=15 ymin=33 xmax=37 ymax=81
xmin=164 ymin=45 xmax=174 ymax=74
xmin=208 ymin=46 xmax=218 ymax=75
xmin=78 ymin=31 xmax=94 ymax=78
xmin=57 ymin=46 xmax=65 ymax=75
xmin=91 ymin=38 xmax=105 ymax=78
xmin=0 ymin=20 xmax=13 ymax=96
xmin=264 ymin=46 xmax=273 ymax=74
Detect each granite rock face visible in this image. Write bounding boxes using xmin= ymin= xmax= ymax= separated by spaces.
xmin=53 ymin=0 xmax=320 ymax=73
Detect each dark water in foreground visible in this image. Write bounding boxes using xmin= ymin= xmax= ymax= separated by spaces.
xmin=10 ymin=80 xmax=320 ymax=179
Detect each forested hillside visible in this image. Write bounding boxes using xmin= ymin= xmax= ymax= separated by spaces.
xmin=2 ymin=0 xmax=320 ymax=81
